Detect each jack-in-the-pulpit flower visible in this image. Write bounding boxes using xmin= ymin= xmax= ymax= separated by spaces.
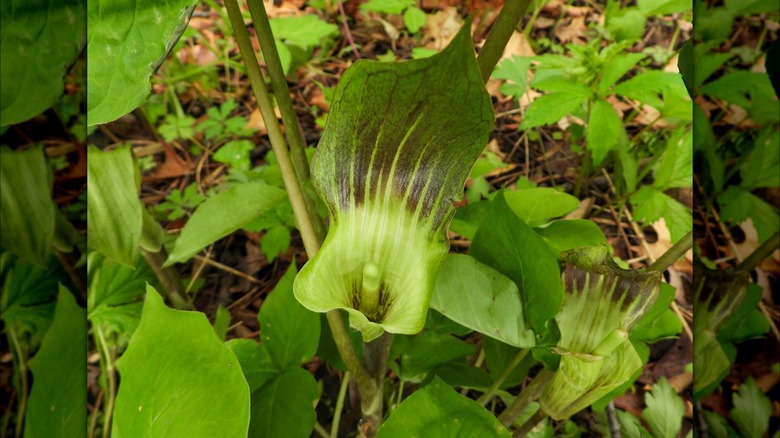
xmin=692 ymin=263 xmax=749 ymax=398
xmin=293 ymin=23 xmax=494 ymax=342
xmin=540 ymin=246 xmax=661 ymax=419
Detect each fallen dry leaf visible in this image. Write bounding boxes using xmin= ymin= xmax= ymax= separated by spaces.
xmin=423 ymin=7 xmax=462 ymax=50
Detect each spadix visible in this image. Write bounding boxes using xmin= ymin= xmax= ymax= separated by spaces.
xmin=293 ymin=22 xmax=494 ymax=342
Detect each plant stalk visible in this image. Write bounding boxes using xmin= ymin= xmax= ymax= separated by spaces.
xmin=245 ymin=0 xmax=327 ymax=241
xmin=141 ymin=248 xmax=192 ymax=310
xmin=225 ymin=1 xmax=374 ymax=431
xmin=330 ymin=371 xmax=351 ymax=438
xmin=646 ymin=230 xmax=693 ymax=272
xmin=476 ymin=0 xmax=533 ymax=83
xmin=476 ymin=349 xmax=528 ymax=406
xmin=497 ymin=369 xmax=553 ymax=427
xmin=94 ymin=326 xmax=117 ymax=438
xmin=8 ymin=328 xmax=28 ymax=438
xmin=737 ymin=231 xmax=780 ymax=273
xmin=223 ymin=0 xmax=321 ymax=258
xmin=359 ymin=333 xmax=393 ymax=438
xmin=514 ymin=408 xmax=547 ymax=437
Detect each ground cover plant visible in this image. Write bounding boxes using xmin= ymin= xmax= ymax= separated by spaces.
xmin=0 ymin=0 xmax=778 ymax=437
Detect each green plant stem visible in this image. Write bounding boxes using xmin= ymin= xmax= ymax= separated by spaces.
xmin=497 ymin=369 xmax=553 ymax=427
xmin=141 ymin=248 xmax=192 ymax=310
xmin=513 ymin=408 xmax=547 ymax=437
xmin=94 ymin=327 xmax=117 ymax=438
xmin=330 ymin=371 xmax=351 ymax=438
xmin=245 ymin=0 xmax=326 ymax=242
xmin=225 ymin=1 xmax=374 ymax=431
xmin=737 ymin=231 xmax=780 ymax=273
xmin=223 ymin=0 xmax=320 ymax=257
xmin=313 ymin=421 xmax=330 ymax=438
xmin=8 ymin=328 xmax=28 ymax=438
xmin=359 ymin=333 xmax=393 ymax=437
xmin=476 ymin=349 xmax=528 ymax=406
xmin=477 ymin=0 xmax=533 ymax=83
xmin=646 ymin=230 xmax=693 ymax=272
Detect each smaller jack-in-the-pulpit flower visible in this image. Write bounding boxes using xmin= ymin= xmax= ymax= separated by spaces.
xmin=539 ymin=245 xmax=661 ymax=419
xmin=691 ymin=263 xmax=749 ymax=397
xmin=293 ymin=22 xmax=494 ymax=342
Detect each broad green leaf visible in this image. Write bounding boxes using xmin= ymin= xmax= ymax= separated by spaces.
xmin=0 ymin=0 xmax=85 ymax=125
xmin=425 ymin=309 xmax=471 ymax=336
xmin=25 ymin=286 xmax=86 ymax=438
xmin=724 ymin=0 xmax=778 ymax=15
xmin=598 ymin=53 xmax=646 ymax=96
xmin=450 ymin=200 xmax=492 ymax=240
xmin=643 ymin=378 xmax=684 ymax=438
xmin=652 ymin=127 xmax=693 ymax=190
xmin=0 ymin=145 xmax=54 ymax=266
xmin=697 ymin=8 xmax=733 ymax=42
xmin=213 ymin=140 xmax=254 ymax=170
xmin=87 ymin=252 xmax=156 ymax=348
xmin=637 ymin=0 xmax=690 ymax=16
xmin=718 ymin=284 xmax=770 ymax=342
xmin=379 ymin=376 xmax=511 ymax=437
xmin=729 ymin=378 xmax=771 ymax=438
xmin=259 ymin=262 xmax=320 ymax=369
xmin=700 ymin=71 xmax=780 ymax=125
xmin=87 ymin=0 xmax=198 ymax=125
xmin=166 ymin=182 xmax=286 ymax=265
xmin=226 ymin=339 xmax=277 ymax=393
xmin=613 ymin=71 xmax=690 ymax=113
xmin=213 ymin=305 xmax=231 ymax=341
xmin=261 ymin=225 xmax=291 ymax=263
xmin=269 ymin=15 xmax=339 ymax=49
xmin=294 ymin=22 xmax=494 ymax=341
xmin=53 ymin=208 xmax=80 ymax=253
xmin=629 ymin=186 xmax=691 ymax=243
xmin=483 ymin=337 xmax=535 ymax=388
xmin=404 ymin=6 xmax=427 ymax=33
xmin=693 ymin=52 xmax=733 ymax=90
xmin=534 ymin=219 xmax=608 ymax=256
xmin=360 ymin=0 xmax=413 ymax=14
xmin=616 ymin=410 xmax=650 ymax=438
xmin=433 ymin=362 xmax=493 ymax=389
xmin=519 ymin=90 xmax=590 ymax=130
xmin=606 ymin=8 xmax=646 ymax=41
xmin=248 ymin=367 xmax=318 ymax=438
xmin=504 ymin=188 xmax=579 ymax=227
xmin=494 ymin=56 xmax=532 ymax=99
xmin=739 ymin=127 xmax=780 ymax=190
xmin=631 ymin=283 xmax=679 ymax=342
xmin=87 ymin=145 xmax=142 ymax=266
xmin=397 ymin=330 xmax=476 ymax=382
xmin=470 ymin=191 xmax=563 ymax=335
xmin=587 ymin=99 xmax=625 ymax=165
xmin=430 ymin=254 xmax=535 ymax=347
xmin=113 ymin=286 xmax=250 ymax=437
xmin=717 ymin=186 xmax=779 ymax=244
xmin=1 ymin=254 xmax=62 ymax=347
xmin=703 ymin=410 xmax=738 ymax=438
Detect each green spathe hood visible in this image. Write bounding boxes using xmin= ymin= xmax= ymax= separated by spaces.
xmin=293 ymin=22 xmax=494 ymax=342
xmin=540 ymin=245 xmax=661 ymax=419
